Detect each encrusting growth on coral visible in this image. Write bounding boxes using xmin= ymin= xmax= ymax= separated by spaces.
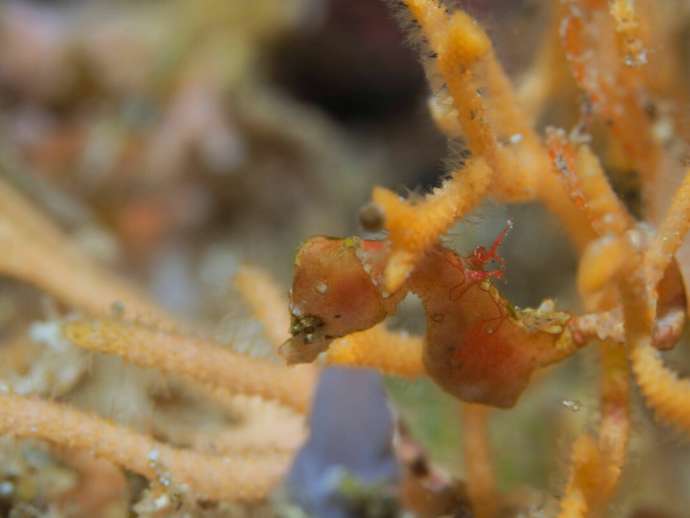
xmin=609 ymin=0 xmax=646 ymax=67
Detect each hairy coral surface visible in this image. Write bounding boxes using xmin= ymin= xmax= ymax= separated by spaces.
xmin=3 ymin=0 xmax=690 ymax=516
xmin=282 ymin=0 xmax=690 ymax=516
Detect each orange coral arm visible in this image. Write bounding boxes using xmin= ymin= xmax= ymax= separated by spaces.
xmin=462 ymin=404 xmax=497 ymax=518
xmin=326 ymin=323 xmax=425 ymax=377
xmin=0 ymin=394 xmax=287 ymax=501
xmin=373 ymin=157 xmax=491 ymax=292
xmin=63 ymin=318 xmax=314 ymax=413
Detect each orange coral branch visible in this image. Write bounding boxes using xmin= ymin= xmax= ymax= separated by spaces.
xmin=644 ymin=168 xmax=690 ymax=293
xmin=0 ymin=178 xmax=174 ymax=326
xmin=609 ymin=0 xmax=647 ymax=67
xmin=435 ymin=11 xmax=494 ymax=163
xmin=547 ymin=129 xmax=634 ymax=305
xmin=630 ymin=335 xmax=690 ymax=432
xmin=406 ymin=0 xmax=534 ymax=200
xmin=326 ymin=323 xmax=425 ymax=377
xmin=0 ymin=394 xmax=287 ymax=501
xmin=373 ymin=157 xmax=491 ymax=291
xmin=403 ymin=0 xmax=450 ymax=51
xmin=557 ymin=434 xmax=604 ymax=518
xmin=547 ymin=127 xmax=634 ymax=515
xmin=400 ymin=0 xmax=594 ymax=249
xmin=558 ymin=338 xmax=630 ymax=516
xmin=62 ymin=318 xmax=314 ymax=413
xmin=559 ymin=0 xmax=660 ymax=198
xmin=234 ymin=265 xmax=291 ymax=348
xmin=462 ymin=403 xmax=497 ymax=518
xmin=556 ymin=347 xmax=629 ymax=518
xmin=620 ymin=185 xmax=690 ymax=433
xmin=547 ymin=131 xmax=634 ymax=237
xmin=597 ymin=340 xmax=629 ymax=493
xmin=577 ymin=237 xmax=628 ymax=301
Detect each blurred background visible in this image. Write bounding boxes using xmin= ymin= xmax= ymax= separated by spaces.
xmin=1 ymin=0 xmax=689 ymax=517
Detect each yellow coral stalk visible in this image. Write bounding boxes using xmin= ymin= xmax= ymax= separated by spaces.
xmin=0 ymin=178 xmax=174 ymax=326
xmin=550 ymin=131 xmax=633 ymax=516
xmin=326 ymin=323 xmax=424 ymax=377
xmin=557 ymin=300 xmax=630 ymax=512
xmin=373 ymin=157 xmax=491 ymax=292
xmin=62 ymin=318 xmax=314 ymax=413
xmin=0 ymin=394 xmax=287 ymax=501
xmin=404 ymin=1 xmax=506 ymax=192
xmin=234 ymin=265 xmax=291 ymax=349
xmin=609 ymin=0 xmax=647 ymax=67
xmin=572 ymin=144 xmax=634 ymax=236
xmin=630 ymin=335 xmax=690 ymax=432
xmin=557 ymin=434 xmax=605 ymax=518
xmin=621 ymin=178 xmax=690 ymax=434
xmin=644 ymin=168 xmax=690 ymax=293
xmin=234 ymin=264 xmax=318 ymax=402
xmin=462 ymin=404 xmax=497 ymax=518
xmin=403 ymin=0 xmax=450 ymax=52
xmin=436 ymin=11 xmax=493 ymax=159
xmin=397 ymin=0 xmax=593 ymax=250
xmin=559 ymin=0 xmax=661 ymax=198
xmin=577 ymin=236 xmax=629 ymax=300
xmin=595 ymin=340 xmax=630 ymax=501
xmin=546 ymin=130 xmax=634 ymax=298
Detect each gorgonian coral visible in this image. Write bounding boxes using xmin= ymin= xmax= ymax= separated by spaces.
xmin=281 ymin=1 xmax=690 ymax=516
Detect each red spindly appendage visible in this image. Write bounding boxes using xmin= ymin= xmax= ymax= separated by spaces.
xmin=467 ymin=220 xmax=513 ymax=275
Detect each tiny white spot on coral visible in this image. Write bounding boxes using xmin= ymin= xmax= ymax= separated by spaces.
xmin=148 ymin=448 xmax=161 ymax=463
xmin=30 ymin=321 xmax=72 ymax=352
xmin=0 ymin=481 xmax=14 ymax=496
xmin=153 ymin=494 xmax=170 ymax=510
xmin=562 ymin=399 xmax=582 ymax=412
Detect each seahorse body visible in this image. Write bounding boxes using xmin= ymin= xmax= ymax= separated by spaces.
xmin=410 ymin=246 xmax=565 ymax=408
xmin=285 ymin=237 xmax=571 ymax=408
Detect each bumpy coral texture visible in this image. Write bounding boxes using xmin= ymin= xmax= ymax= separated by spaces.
xmin=283 ymin=0 xmax=690 ymax=516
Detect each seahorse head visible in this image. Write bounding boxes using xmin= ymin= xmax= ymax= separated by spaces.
xmin=280 ymin=236 xmax=400 ymax=364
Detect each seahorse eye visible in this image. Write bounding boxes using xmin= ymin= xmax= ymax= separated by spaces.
xmin=358 ymin=202 xmax=385 ymax=232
